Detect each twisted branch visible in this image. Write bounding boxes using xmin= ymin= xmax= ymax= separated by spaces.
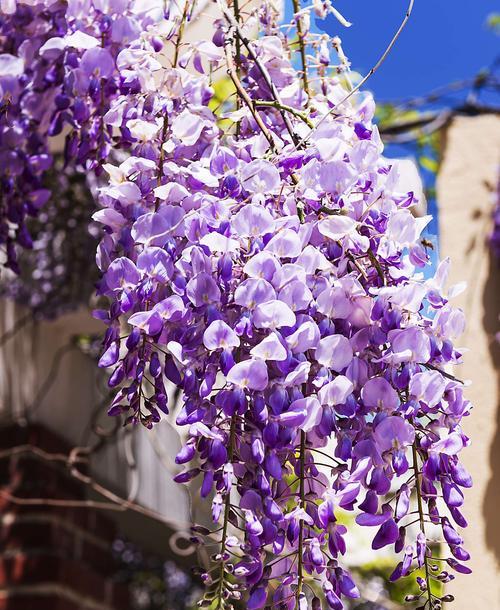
xmin=218 ymin=0 xmax=301 ymax=145
xmin=296 ymin=0 xmax=415 ymax=148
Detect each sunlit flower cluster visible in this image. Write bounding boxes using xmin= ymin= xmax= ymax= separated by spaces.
xmin=0 ymin=1 xmax=471 ymax=609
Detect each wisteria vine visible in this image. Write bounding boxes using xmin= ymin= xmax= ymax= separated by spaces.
xmin=0 ymin=1 xmax=472 ymax=609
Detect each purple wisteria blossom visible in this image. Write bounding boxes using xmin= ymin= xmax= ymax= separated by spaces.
xmin=0 ymin=1 xmax=473 ymax=609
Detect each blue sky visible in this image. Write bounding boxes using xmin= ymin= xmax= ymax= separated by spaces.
xmin=284 ymin=1 xmax=499 ymax=259
xmin=288 ymin=0 xmax=499 ymax=102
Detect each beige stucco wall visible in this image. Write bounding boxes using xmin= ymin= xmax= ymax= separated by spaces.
xmin=437 ymin=114 xmax=500 ymax=609
xmin=0 ymin=300 xmax=191 ymax=546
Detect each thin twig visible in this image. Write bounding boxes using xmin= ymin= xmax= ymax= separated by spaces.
xmin=254 ymin=100 xmax=313 ymax=127
xmin=218 ymin=0 xmax=300 ymax=145
xmin=0 ymin=311 xmax=33 ymax=348
xmin=0 ymin=444 xmax=195 ymax=534
xmin=296 ymin=0 xmax=415 ymax=148
xmin=424 ymin=362 xmax=465 ymax=385
xmin=214 ymin=415 xmax=236 ymax=609
xmin=412 ymin=442 xmax=435 ymax=609
xmin=291 ymin=0 xmax=309 ymax=95
xmin=0 ymin=444 xmax=85 ymax=464
xmin=232 ymin=0 xmax=242 ymax=137
xmin=224 ymin=42 xmax=277 ymax=150
xmin=27 ymin=343 xmax=77 ymax=416
xmin=172 ymin=0 xmax=191 ymax=68
xmin=296 ymin=431 xmax=306 ymax=609
xmin=387 ymin=74 xmax=499 ymax=111
xmin=155 ymin=113 xmax=169 ymax=211
xmin=366 ymin=247 xmax=386 ymax=284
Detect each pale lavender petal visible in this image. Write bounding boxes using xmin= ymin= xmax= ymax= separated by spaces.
xmin=387 ymin=209 xmax=431 ymax=247
xmin=282 ymin=361 xmax=311 ymax=387
xmin=430 ymin=432 xmax=465 ymax=455
xmin=272 ymin=263 xmax=306 ymax=290
xmin=277 ymin=401 xmax=307 ymax=428
xmin=389 ymin=283 xmax=427 ymax=313
xmin=105 ymin=257 xmax=140 ymax=290
xmin=200 ymin=232 xmax=239 ymax=253
xmin=172 ymin=108 xmax=212 ymax=145
xmin=227 ymin=359 xmax=268 ymax=391
xmin=296 ymin=245 xmax=331 ymax=273
xmin=373 ymin=416 xmax=415 ymax=452
xmin=280 ymin=397 xmax=322 ymax=432
xmin=265 ymin=229 xmax=302 ymax=259
xmin=388 ymin=327 xmax=431 ymax=364
xmin=92 ymin=208 xmax=126 ymax=232
xmin=128 ymin=310 xmax=163 ymax=335
xmin=153 ymin=295 xmax=186 ymax=321
xmin=278 ymin=280 xmax=313 ymax=312
xmin=243 ymin=252 xmax=281 ymax=281
xmin=203 ymin=320 xmax=240 ymax=350
xmin=80 ymin=47 xmax=115 ymax=78
xmin=319 ymin=160 xmax=357 ymax=195
xmin=234 ymin=278 xmax=276 ymax=309
xmin=253 ymin=299 xmax=296 ymax=330
xmin=137 ymin=247 xmax=173 ymax=282
xmin=186 ymin=272 xmax=221 ymax=307
xmin=131 ymin=208 xmax=185 ymax=245
xmin=361 ymin=377 xmax=400 ymax=411
xmin=318 ymin=215 xmax=357 ymax=240
xmin=103 ymin=181 xmax=142 ymax=205
xmin=318 ymin=376 xmax=353 ymax=405
xmin=232 ymin=204 xmax=275 ymax=237
xmin=241 ymin=159 xmax=280 ymax=194
xmin=250 ymin=332 xmax=288 ymax=361
xmin=316 ymin=286 xmax=353 ymax=319
xmin=409 ymin=370 xmax=446 ymax=407
xmin=315 ymin=334 xmax=353 ymax=372
xmin=286 ymin=320 xmax=320 ymax=353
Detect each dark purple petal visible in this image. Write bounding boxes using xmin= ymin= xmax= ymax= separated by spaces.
xmin=372 ymin=518 xmax=399 ymax=550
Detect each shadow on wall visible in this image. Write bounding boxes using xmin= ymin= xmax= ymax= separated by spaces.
xmin=483 ymin=248 xmax=500 ymax=565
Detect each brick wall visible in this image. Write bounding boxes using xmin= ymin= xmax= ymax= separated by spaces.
xmin=0 ymin=424 xmax=130 ymax=610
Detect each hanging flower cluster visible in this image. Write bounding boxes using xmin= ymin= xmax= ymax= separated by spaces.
xmin=0 ymin=156 xmax=99 ymax=318
xmin=0 ymin=0 xmax=63 ymax=272
xmin=1 ymin=1 xmax=472 ymax=609
xmin=0 ymin=0 xmax=160 ymax=271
